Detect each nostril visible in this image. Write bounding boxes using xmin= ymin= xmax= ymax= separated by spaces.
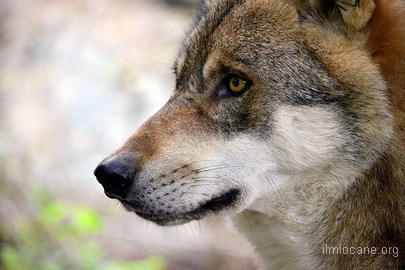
xmin=94 ymin=164 xmax=107 ymax=182
xmin=108 ymin=172 xmax=130 ymax=187
xmin=94 ymin=159 xmax=136 ymax=199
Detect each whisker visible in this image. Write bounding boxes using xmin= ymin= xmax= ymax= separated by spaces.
xmin=186 ymin=183 xmax=216 ymax=188
xmin=181 ymin=192 xmax=210 ymax=198
xmin=123 ymin=206 xmax=154 ymax=215
xmin=171 ymin=160 xmax=216 ymax=173
xmin=120 ymin=201 xmax=164 ymax=216
xmin=179 ymin=178 xmax=222 ymax=186
xmin=193 ymin=164 xmax=243 ymax=173
xmin=265 ymin=175 xmax=278 ymax=198
xmin=182 ymin=225 xmax=188 ymax=240
xmin=192 ymin=168 xmax=235 ymax=174
xmin=241 ymin=211 xmax=253 ymax=232
xmin=189 ymin=177 xmax=222 ymax=182
xmin=266 ymin=174 xmax=289 ymax=208
xmin=175 ymin=163 xmax=244 ymax=179
xmin=189 ymin=223 xmax=196 ymax=242
xmin=175 ymin=225 xmax=179 ymax=239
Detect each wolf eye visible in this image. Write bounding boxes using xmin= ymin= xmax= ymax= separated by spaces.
xmin=228 ymin=76 xmax=247 ymax=94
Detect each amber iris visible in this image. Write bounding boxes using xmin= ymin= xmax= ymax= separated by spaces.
xmin=229 ymin=76 xmax=247 ymax=93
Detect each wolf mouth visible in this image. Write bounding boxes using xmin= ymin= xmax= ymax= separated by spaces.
xmin=125 ymin=188 xmax=240 ymax=226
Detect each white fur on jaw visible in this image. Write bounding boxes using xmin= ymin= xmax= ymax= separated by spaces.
xmin=132 ymin=105 xmax=357 ymax=269
xmin=270 ymin=105 xmax=344 ymax=171
xmin=230 ymin=105 xmax=363 ymax=270
xmin=135 ymin=135 xmax=281 ymax=219
xmin=135 ymin=104 xmax=347 ymax=216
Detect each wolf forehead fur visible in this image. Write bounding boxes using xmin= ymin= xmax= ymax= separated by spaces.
xmin=176 ymin=0 xmax=390 ymax=160
xmin=96 ymin=0 xmax=405 ymax=269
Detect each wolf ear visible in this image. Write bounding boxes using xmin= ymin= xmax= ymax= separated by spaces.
xmin=198 ymin=0 xmax=219 ymax=12
xmin=201 ymin=0 xmax=217 ymax=6
xmin=307 ymin=0 xmax=375 ymax=34
xmin=196 ymin=0 xmax=216 ymax=18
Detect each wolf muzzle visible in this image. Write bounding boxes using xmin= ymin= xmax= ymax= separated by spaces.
xmin=94 ymin=154 xmax=137 ymax=200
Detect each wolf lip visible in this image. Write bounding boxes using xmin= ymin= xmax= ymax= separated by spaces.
xmin=198 ymin=188 xmax=240 ymax=212
xmin=104 ymin=189 xmax=116 ymax=199
xmin=128 ymin=189 xmax=240 ymax=225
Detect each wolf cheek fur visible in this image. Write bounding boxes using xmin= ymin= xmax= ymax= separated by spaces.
xmin=94 ymin=0 xmax=405 ymax=269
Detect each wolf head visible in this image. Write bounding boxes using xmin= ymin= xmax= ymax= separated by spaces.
xmin=94 ymin=0 xmax=392 ymax=226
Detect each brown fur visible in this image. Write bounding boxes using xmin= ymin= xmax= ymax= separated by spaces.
xmin=367 ymin=0 xmax=405 ymax=111
xmin=117 ymin=101 xmax=218 ymax=168
xmin=95 ymin=1 xmax=405 ymax=269
xmin=314 ymin=0 xmax=405 ymax=268
xmin=298 ymin=0 xmax=405 ymax=268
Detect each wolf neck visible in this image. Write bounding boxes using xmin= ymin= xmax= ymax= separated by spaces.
xmin=363 ymin=1 xmax=405 ymax=265
xmin=234 ymin=157 xmax=404 ymax=270
xmin=233 ymin=165 xmax=362 ymax=270
xmin=366 ymin=0 xmax=405 ymax=199
xmin=366 ymin=0 xmax=405 ymax=112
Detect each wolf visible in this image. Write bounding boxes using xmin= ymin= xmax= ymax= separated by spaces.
xmin=94 ymin=0 xmax=405 ymax=269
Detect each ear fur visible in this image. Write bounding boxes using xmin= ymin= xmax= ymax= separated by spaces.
xmin=305 ymin=0 xmax=376 ymax=36
xmin=198 ymin=0 xmax=219 ymax=13
xmin=195 ymin=0 xmax=218 ymax=20
xmin=336 ymin=0 xmax=375 ymax=33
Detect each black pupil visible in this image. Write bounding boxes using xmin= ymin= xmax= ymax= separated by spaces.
xmin=232 ymin=78 xmax=240 ymax=87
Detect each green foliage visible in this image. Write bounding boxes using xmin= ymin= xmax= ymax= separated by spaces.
xmin=37 ymin=201 xmax=102 ymax=238
xmin=73 ymin=207 xmax=102 ymax=234
xmin=0 ymin=189 xmax=166 ymax=270
xmin=1 ymin=246 xmax=30 ymax=270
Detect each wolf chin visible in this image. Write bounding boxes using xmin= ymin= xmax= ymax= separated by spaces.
xmin=94 ymin=0 xmax=405 ymax=269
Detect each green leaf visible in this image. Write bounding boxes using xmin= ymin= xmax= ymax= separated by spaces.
xmin=38 ymin=201 xmax=69 ymax=225
xmin=1 ymin=245 xmax=26 ymax=270
xmin=72 ymin=206 xmax=102 ymax=234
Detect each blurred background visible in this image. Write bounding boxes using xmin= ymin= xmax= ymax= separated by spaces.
xmin=0 ymin=0 xmax=256 ymax=269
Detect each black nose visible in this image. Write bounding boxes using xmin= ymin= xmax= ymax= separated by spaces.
xmin=94 ymin=157 xmax=136 ymax=199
